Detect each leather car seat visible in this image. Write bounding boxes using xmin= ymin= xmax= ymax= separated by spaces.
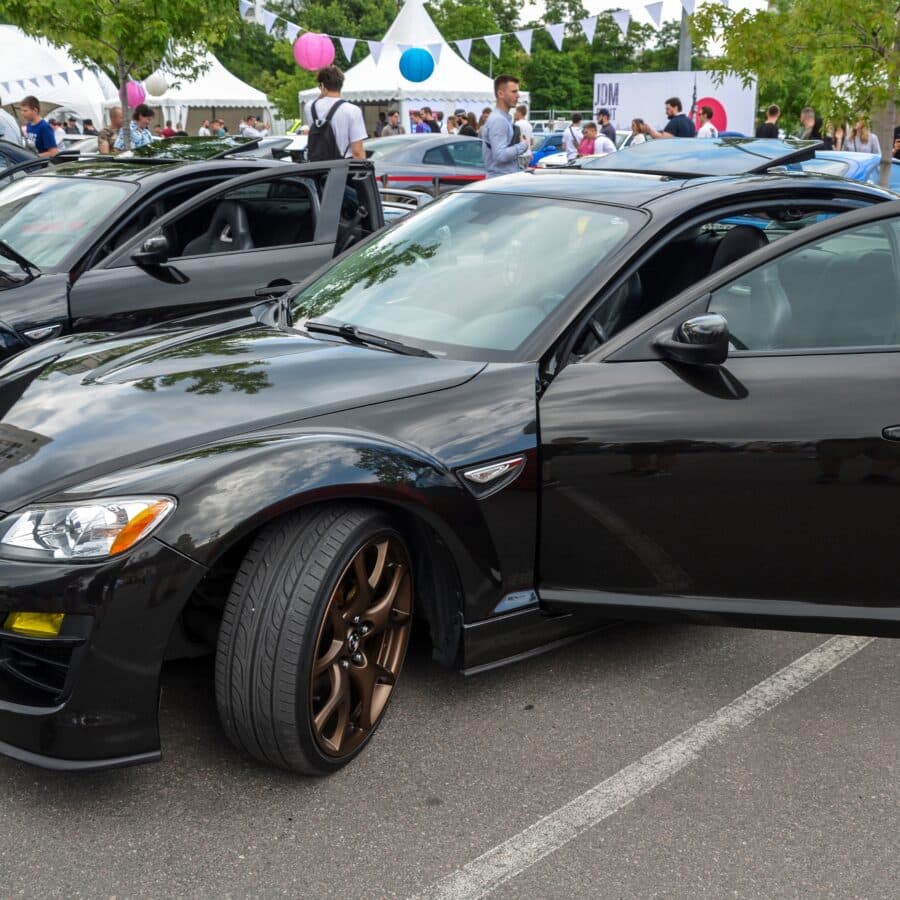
xmin=708 ymin=224 xmax=769 ymax=275
xmin=182 ymin=201 xmax=254 ymax=256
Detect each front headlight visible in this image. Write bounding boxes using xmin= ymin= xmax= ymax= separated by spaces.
xmin=0 ymin=496 xmax=176 ymax=561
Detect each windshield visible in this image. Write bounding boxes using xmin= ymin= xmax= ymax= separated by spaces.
xmin=290 ymin=191 xmax=642 ymax=360
xmin=0 ymin=175 xmax=134 ymax=270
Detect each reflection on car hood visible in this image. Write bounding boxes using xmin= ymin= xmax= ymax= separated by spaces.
xmin=0 ymin=318 xmax=484 ymax=509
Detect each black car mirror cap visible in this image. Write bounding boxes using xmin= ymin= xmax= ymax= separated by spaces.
xmin=653 ymin=313 xmax=729 ymax=366
xmin=131 ymin=235 xmax=171 ymax=268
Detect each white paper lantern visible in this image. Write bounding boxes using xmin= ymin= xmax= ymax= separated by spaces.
xmin=144 ymin=70 xmax=168 ymax=97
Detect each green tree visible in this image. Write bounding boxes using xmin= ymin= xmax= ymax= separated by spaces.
xmin=3 ymin=0 xmax=238 ymax=146
xmin=691 ymin=0 xmax=900 ymax=150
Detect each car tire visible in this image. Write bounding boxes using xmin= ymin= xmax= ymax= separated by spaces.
xmin=215 ymin=505 xmax=414 ymax=775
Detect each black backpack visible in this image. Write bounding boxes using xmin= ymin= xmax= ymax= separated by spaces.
xmin=307 ymin=99 xmax=346 ymax=162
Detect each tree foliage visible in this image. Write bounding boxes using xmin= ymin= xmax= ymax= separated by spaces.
xmin=691 ymin=0 xmax=900 ymax=124
xmin=3 ymin=0 xmax=237 ymax=144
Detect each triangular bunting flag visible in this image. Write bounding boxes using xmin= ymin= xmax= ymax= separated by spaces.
xmin=285 ymin=22 xmax=300 ymax=42
xmin=397 ymin=44 xmax=411 ymax=54
xmin=44 ymin=75 xmax=54 ymax=87
xmin=580 ymin=16 xmax=598 ymax=45
xmin=546 ymin=23 xmax=565 ymax=51
xmin=645 ymin=1 xmax=664 ymax=28
xmin=238 ymin=0 xmax=252 ymax=18
xmin=29 ymin=77 xmax=39 ymax=87
xmin=16 ymin=80 xmax=25 ymax=90
xmin=368 ymin=41 xmax=383 ymax=65
xmin=483 ymin=34 xmax=502 ymax=59
xmin=74 ymin=68 xmax=84 ymax=80
xmin=612 ymin=10 xmax=631 ymax=38
xmin=455 ymin=38 xmax=472 ymax=62
xmin=427 ymin=43 xmax=442 ymax=64
xmin=339 ymin=37 xmax=357 ymax=60
xmin=262 ymin=11 xmax=278 ymax=34
xmin=514 ymin=29 xmax=533 ymax=55
xmin=57 ymin=71 xmax=69 ymax=84
xmin=0 ymin=82 xmax=8 ymax=94
xmin=680 ymin=0 xmax=696 ymax=13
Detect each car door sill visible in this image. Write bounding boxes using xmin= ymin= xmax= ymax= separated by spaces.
xmin=540 ymin=588 xmax=900 ymax=637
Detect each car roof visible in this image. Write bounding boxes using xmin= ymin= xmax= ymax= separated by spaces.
xmin=27 ymin=156 xmax=284 ymax=185
xmin=582 ymin=137 xmax=822 ymax=178
xmin=462 ymin=167 xmax=895 ymax=208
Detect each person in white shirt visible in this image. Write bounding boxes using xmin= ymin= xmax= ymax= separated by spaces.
xmin=562 ymin=113 xmax=583 ymax=163
xmin=197 ymin=119 xmax=211 ymax=137
xmin=239 ymin=115 xmax=269 ymax=138
xmin=49 ymin=119 xmax=66 ymax=147
xmin=514 ymin=104 xmax=533 ymax=164
xmin=696 ymin=105 xmax=718 ymax=139
xmin=303 ymin=65 xmax=367 ymax=160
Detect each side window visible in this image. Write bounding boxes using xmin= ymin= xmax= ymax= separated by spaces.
xmin=170 ymin=174 xmax=321 ymax=258
xmin=423 ymin=146 xmax=452 ymax=166
xmin=446 ymin=141 xmax=484 ymax=168
xmin=709 ymin=218 xmax=900 ymax=351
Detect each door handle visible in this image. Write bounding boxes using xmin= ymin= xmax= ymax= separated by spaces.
xmin=882 ymin=426 xmax=900 ymax=441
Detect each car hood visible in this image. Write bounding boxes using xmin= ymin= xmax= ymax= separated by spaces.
xmin=0 ymin=317 xmax=484 ymax=510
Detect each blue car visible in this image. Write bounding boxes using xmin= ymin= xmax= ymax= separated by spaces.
xmin=790 ymin=150 xmax=883 ymax=184
xmin=529 ymin=132 xmax=564 ymax=167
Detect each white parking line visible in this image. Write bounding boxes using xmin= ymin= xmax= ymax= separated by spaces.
xmin=416 ymin=634 xmax=875 ymax=900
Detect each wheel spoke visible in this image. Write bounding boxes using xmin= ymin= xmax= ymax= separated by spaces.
xmin=350 ymin=660 xmax=396 ymax=731
xmin=366 ymin=564 xmax=407 ymax=635
xmin=313 ymin=638 xmax=343 ymax=676
xmin=346 ymin=553 xmax=374 ymax=617
xmin=313 ymin=663 xmax=351 ymax=751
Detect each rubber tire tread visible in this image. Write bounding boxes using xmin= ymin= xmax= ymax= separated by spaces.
xmin=215 ymin=505 xmax=393 ymax=775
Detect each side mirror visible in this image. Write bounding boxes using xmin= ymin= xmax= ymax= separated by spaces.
xmin=131 ymin=234 xmax=170 ymax=268
xmin=654 ymin=313 xmax=729 ymax=366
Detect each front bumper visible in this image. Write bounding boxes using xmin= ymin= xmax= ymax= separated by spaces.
xmin=0 ymin=538 xmax=206 ymax=770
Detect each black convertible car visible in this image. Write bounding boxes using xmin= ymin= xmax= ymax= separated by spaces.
xmin=0 ymin=155 xmax=384 ymax=359
xmin=0 ymin=139 xmax=898 ymax=775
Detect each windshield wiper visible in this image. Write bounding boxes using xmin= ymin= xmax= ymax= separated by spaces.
xmin=303 ymin=320 xmax=435 ymax=358
xmin=0 ymin=240 xmax=40 ymax=281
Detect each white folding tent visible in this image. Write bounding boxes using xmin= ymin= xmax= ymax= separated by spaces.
xmin=299 ymin=0 xmax=526 ymax=133
xmin=0 ymin=25 xmax=117 ymax=127
xmin=103 ymin=53 xmax=271 ymax=134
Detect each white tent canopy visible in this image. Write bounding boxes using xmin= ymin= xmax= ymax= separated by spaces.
xmin=0 ymin=25 xmax=117 ymax=126
xmin=104 ymin=52 xmax=271 ymax=133
xmin=299 ymin=0 xmax=524 ymax=131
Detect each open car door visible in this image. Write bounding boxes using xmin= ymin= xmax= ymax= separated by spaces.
xmin=68 ymin=160 xmax=377 ymax=334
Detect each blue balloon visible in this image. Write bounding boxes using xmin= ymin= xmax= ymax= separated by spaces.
xmin=399 ymin=47 xmax=435 ymax=83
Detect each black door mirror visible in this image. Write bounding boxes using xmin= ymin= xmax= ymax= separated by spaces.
xmin=131 ymin=234 xmax=170 ymax=267
xmin=654 ymin=313 xmax=729 ymax=366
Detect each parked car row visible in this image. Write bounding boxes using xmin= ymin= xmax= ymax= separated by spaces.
xmin=0 ymin=138 xmax=898 ymax=778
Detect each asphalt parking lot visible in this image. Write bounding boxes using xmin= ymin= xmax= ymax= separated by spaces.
xmin=0 ymin=622 xmax=896 ymax=899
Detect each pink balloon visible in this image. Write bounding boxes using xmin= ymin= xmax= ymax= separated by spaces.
xmin=293 ymin=32 xmax=335 ymax=71
xmin=125 ymin=80 xmax=146 ymax=107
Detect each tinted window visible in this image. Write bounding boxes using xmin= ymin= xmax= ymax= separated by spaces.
xmin=0 ymin=175 xmax=133 ymax=270
xmin=291 ymin=192 xmax=643 ymax=360
xmin=709 ymin=218 xmax=900 ymax=351
xmin=422 ymin=147 xmax=452 ymax=166
xmin=446 ymin=141 xmax=483 ymax=167
xmin=364 ymin=136 xmax=422 ymax=160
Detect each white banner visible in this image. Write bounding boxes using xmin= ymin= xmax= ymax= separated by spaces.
xmin=645 ymin=2 xmax=664 ymax=29
xmin=262 ymin=10 xmax=278 ymax=34
xmin=484 ymin=34 xmax=502 ymax=58
xmin=580 ymin=16 xmax=598 ymax=45
xmin=285 ymin=22 xmax=300 ymax=42
xmin=368 ymin=41 xmax=384 ymax=65
xmin=427 ymin=42 xmax=442 ymax=63
xmin=515 ymin=29 xmax=533 ymax=55
xmin=339 ymin=37 xmax=357 ymax=60
xmin=612 ymin=10 xmax=631 ymax=38
xmin=592 ymin=70 xmax=758 ymax=135
xmin=546 ymin=23 xmax=565 ymax=51
xmin=455 ymin=38 xmax=472 ymax=62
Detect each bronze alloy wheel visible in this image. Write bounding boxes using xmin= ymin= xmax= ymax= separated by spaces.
xmin=309 ymin=533 xmax=413 ymax=757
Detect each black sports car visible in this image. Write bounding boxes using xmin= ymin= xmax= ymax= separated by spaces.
xmin=0 ymin=140 xmax=898 ymax=775
xmin=0 ymin=156 xmax=384 ymax=359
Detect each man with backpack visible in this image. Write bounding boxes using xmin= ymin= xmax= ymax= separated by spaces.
xmin=304 ymin=65 xmax=367 ymax=162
